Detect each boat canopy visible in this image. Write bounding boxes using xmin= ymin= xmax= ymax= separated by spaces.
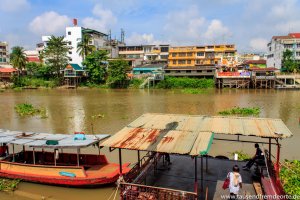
xmin=100 ymin=113 xmax=293 ymax=156
xmin=0 ymin=130 xmax=110 ymax=149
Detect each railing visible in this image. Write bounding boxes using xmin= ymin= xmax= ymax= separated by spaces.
xmin=120 ymin=182 xmax=198 ymax=200
xmin=255 ymin=76 xmax=276 ymax=80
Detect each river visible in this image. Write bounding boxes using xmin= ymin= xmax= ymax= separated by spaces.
xmin=0 ymin=89 xmax=299 ymax=200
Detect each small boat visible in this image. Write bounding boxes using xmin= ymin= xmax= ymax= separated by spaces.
xmin=0 ymin=130 xmax=130 ymax=187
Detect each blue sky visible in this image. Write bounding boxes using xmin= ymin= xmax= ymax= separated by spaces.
xmin=1 ymin=0 xmax=300 ymax=53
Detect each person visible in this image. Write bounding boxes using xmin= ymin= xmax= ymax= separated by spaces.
xmin=228 ymin=165 xmax=242 ymax=200
xmin=243 ymin=143 xmax=264 ymax=170
xmin=165 ymin=153 xmax=171 ymax=165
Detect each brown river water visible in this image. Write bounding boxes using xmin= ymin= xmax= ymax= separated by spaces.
xmin=0 ymin=89 xmax=299 ymax=200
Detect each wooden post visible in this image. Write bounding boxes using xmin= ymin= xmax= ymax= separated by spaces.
xmin=138 ymin=150 xmax=141 ymax=168
xmin=201 ymin=156 xmax=204 ymax=193
xmin=77 ymin=148 xmax=80 ymax=166
xmin=12 ymin=144 xmax=15 ymax=162
xmin=194 ymin=156 xmax=198 ymax=194
xmin=33 ymin=148 xmax=35 ymax=164
xmin=54 ymin=149 xmax=56 ymax=166
xmin=119 ymin=149 xmax=123 ymax=174
xmin=269 ymin=138 xmax=271 ymax=161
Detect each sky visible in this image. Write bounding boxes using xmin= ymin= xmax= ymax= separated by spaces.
xmin=1 ymin=0 xmax=300 ymax=53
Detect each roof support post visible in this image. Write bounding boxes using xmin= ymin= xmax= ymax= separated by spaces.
xmin=54 ymin=149 xmax=56 ymax=166
xmin=137 ymin=150 xmax=141 ymax=168
xmin=12 ymin=144 xmax=15 ymax=162
xmin=269 ymin=138 xmax=272 ymax=161
xmin=201 ymin=156 xmax=204 ymax=193
xmin=119 ymin=148 xmax=123 ymax=175
xmin=77 ymin=148 xmax=80 ymax=166
xmin=276 ymin=139 xmax=280 ymax=174
xmin=194 ymin=156 xmax=198 ymax=195
xmin=33 ymin=148 xmax=35 ymax=165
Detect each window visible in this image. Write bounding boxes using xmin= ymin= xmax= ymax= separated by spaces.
xmin=297 ymin=44 xmax=300 ymax=48
xmin=173 ymin=60 xmax=177 ymax=64
xmin=207 ymin=70 xmax=213 ymax=72
xmin=172 ymin=53 xmax=177 ymax=57
xmin=69 ymin=51 xmax=72 ymax=55
xmin=197 ymin=70 xmax=202 ymax=73
xmin=187 ymin=53 xmax=193 ymax=57
xmin=296 ymin=52 xmax=300 ymax=57
xmin=197 ymin=52 xmax=204 ymax=56
xmin=178 ymin=53 xmax=186 ymax=57
xmin=69 ymin=58 xmax=72 ymax=61
xmin=186 ymin=70 xmax=191 ymax=73
xmin=165 ymin=70 xmax=170 ymax=73
xmin=161 ymin=55 xmax=168 ymax=59
xmin=187 ymin=60 xmax=191 ymax=64
xmin=68 ymin=42 xmax=72 ymax=45
xmin=161 ymin=47 xmax=169 ymax=52
xmin=178 ymin=60 xmax=186 ymax=64
xmin=68 ymin=31 xmax=71 ymax=35
xmin=284 ymin=44 xmax=293 ymax=49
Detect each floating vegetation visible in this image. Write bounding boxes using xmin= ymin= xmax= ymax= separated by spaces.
xmin=230 ymin=150 xmax=251 ymax=161
xmin=0 ymin=178 xmax=20 ymax=191
xmin=15 ymin=103 xmax=48 ymax=118
xmin=280 ymin=160 xmax=300 ymax=196
xmin=181 ymin=88 xmax=210 ymax=94
xmin=218 ymin=107 xmax=260 ymax=116
xmin=91 ymin=114 xmax=104 ymax=120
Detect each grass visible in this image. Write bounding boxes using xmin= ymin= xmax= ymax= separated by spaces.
xmin=218 ymin=107 xmax=260 ymax=116
xmin=280 ymin=160 xmax=300 ymax=196
xmin=15 ymin=103 xmax=48 ymax=118
xmin=128 ymin=78 xmax=144 ymax=89
xmin=13 ymin=77 xmax=59 ymax=88
xmin=230 ymin=150 xmax=251 ymax=161
xmin=156 ymin=76 xmax=214 ymax=89
xmin=0 ymin=178 xmax=20 ymax=191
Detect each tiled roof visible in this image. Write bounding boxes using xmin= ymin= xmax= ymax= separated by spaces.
xmin=289 ymin=33 xmax=300 ymax=38
xmin=66 ymin=64 xmax=84 ymax=71
xmin=243 ymin=60 xmax=266 ymax=65
xmin=0 ymin=68 xmax=17 ymax=73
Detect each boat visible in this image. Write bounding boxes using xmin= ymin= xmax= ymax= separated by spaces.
xmin=0 ymin=130 xmax=130 ymax=187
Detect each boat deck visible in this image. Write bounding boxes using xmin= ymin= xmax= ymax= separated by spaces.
xmin=145 ymin=155 xmax=257 ymax=200
xmin=85 ymin=163 xmax=121 ymax=178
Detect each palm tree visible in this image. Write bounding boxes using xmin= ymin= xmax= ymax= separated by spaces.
xmin=77 ymin=34 xmax=95 ymax=61
xmin=43 ymin=35 xmax=71 ymax=77
xmin=10 ymin=46 xmax=27 ymax=72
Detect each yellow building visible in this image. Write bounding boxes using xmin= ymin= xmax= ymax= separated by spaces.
xmin=166 ymin=44 xmax=236 ymax=77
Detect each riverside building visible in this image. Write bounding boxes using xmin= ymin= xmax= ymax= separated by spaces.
xmin=267 ymin=33 xmax=300 ymax=70
xmin=166 ymin=44 xmax=236 ymax=77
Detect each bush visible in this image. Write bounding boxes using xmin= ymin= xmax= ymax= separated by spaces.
xmin=12 ymin=77 xmax=59 ymax=88
xmin=280 ymin=160 xmax=300 ymax=196
xmin=129 ymin=78 xmax=144 ymax=89
xmin=156 ymin=76 xmax=214 ymax=89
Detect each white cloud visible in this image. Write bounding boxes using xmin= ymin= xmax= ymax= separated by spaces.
xmin=249 ymin=38 xmax=268 ymax=52
xmin=82 ymin=4 xmax=117 ymax=32
xmin=126 ymin=33 xmax=162 ymax=45
xmin=29 ymin=11 xmax=70 ymax=35
xmin=204 ymin=20 xmax=231 ymax=43
xmin=0 ymin=0 xmax=29 ymax=12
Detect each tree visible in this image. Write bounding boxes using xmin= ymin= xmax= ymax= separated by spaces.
xmin=82 ymin=50 xmax=108 ymax=84
xmin=77 ymin=34 xmax=95 ymax=61
xmin=282 ymin=49 xmax=299 ymax=72
xmin=42 ymin=35 xmax=71 ymax=77
xmin=107 ymin=59 xmax=130 ymax=88
xmin=10 ymin=46 xmax=27 ymax=72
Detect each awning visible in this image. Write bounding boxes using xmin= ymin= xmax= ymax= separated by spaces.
xmin=0 ymin=131 xmax=110 ymax=148
xmin=100 ymin=113 xmax=293 ymax=156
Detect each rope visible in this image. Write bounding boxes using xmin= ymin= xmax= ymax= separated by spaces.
xmin=107 ymin=176 xmax=123 ymax=200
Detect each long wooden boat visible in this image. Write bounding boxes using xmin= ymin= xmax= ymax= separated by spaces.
xmin=0 ymin=130 xmax=130 ymax=187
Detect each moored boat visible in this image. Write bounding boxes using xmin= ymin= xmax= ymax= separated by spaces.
xmin=0 ymin=130 xmax=130 ymax=187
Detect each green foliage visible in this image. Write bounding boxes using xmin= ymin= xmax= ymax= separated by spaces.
xmin=280 ymin=160 xmax=300 ymax=196
xmin=10 ymin=46 xmax=26 ymax=71
xmin=15 ymin=103 xmax=47 ymax=118
xmin=156 ymin=76 xmax=214 ymax=89
xmin=230 ymin=151 xmax=251 ymax=161
xmin=77 ymin=33 xmax=95 ymax=60
xmin=181 ymin=88 xmax=211 ymax=94
xmin=218 ymin=107 xmax=260 ymax=116
xmin=0 ymin=178 xmax=20 ymax=191
xmin=42 ymin=35 xmax=71 ymax=76
xmin=25 ymin=62 xmax=53 ymax=78
xmin=129 ymin=78 xmax=144 ymax=89
xmin=282 ymin=49 xmax=300 ymax=73
xmin=12 ymin=77 xmax=59 ymax=88
xmin=82 ymin=50 xmax=108 ymax=84
xmin=107 ymin=59 xmax=130 ymax=88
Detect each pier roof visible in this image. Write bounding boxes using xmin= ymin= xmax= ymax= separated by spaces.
xmin=101 ymin=113 xmax=292 ymax=155
xmin=0 ymin=130 xmax=110 ymax=148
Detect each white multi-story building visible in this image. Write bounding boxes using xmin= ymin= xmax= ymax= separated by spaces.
xmin=267 ymin=33 xmax=300 ymax=69
xmin=0 ymin=42 xmax=9 ymax=64
xmin=41 ymin=20 xmax=123 ymax=66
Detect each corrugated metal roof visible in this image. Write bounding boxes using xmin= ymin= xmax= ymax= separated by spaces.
xmin=100 ymin=113 xmax=292 ymax=155
xmin=0 ymin=130 xmax=110 ymax=148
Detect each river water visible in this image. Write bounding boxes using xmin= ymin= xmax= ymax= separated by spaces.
xmin=0 ymin=89 xmax=299 ymax=200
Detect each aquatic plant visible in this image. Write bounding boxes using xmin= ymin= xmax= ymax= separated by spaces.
xmin=15 ymin=103 xmax=48 ymax=118
xmin=181 ymin=88 xmax=211 ymax=94
xmin=230 ymin=151 xmax=251 ymax=161
xmin=218 ymin=107 xmax=260 ymax=116
xmin=156 ymin=76 xmax=214 ymax=89
xmin=280 ymin=160 xmax=300 ymax=196
xmin=0 ymin=178 xmax=20 ymax=191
